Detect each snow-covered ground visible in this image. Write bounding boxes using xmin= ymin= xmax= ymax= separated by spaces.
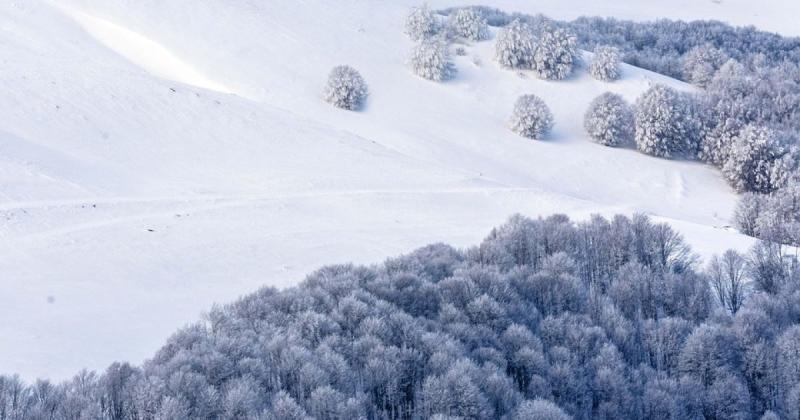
xmin=0 ymin=0 xmax=790 ymax=380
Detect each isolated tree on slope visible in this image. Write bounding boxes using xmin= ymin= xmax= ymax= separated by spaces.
xmin=495 ymin=19 xmax=536 ymax=69
xmin=590 ymin=46 xmax=622 ymax=81
xmin=323 ymin=65 xmax=368 ymax=111
xmin=510 ymin=94 xmax=553 ymax=139
xmin=722 ymin=125 xmax=796 ymax=193
xmin=449 ymin=8 xmax=489 ymax=41
xmin=532 ymin=23 xmax=578 ymax=80
xmin=682 ymin=44 xmax=729 ymax=88
xmin=584 ymin=92 xmax=633 ymax=147
xmin=409 ymin=37 xmax=456 ymax=81
xmin=405 ymin=4 xmax=439 ymax=41
xmin=634 ymin=84 xmax=695 ymax=158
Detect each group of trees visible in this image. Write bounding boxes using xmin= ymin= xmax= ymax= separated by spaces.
xmin=327 ymin=6 xmax=800 ymax=247
xmin=444 ymin=6 xmax=800 ymax=246
xmin=444 ymin=6 xmax=800 ymax=81
xmin=404 ymin=5 xmax=492 ymax=82
xmin=579 ymin=58 xmax=800 ymax=205
xmin=494 ymin=19 xmax=578 ymax=81
xmin=404 ymin=5 xmax=455 ymax=82
xmin=735 ymin=181 xmax=800 ymax=246
xmin=3 ymin=213 xmax=800 ymax=419
xmin=325 ymin=5 xmax=490 ymax=109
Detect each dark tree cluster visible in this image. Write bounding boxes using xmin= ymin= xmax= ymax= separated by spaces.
xmin=3 ymin=213 xmax=800 ymax=419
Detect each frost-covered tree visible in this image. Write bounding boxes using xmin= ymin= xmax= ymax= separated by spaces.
xmin=679 ymin=324 xmax=742 ymax=386
xmin=705 ymin=374 xmax=752 ymax=420
xmin=722 ymin=125 xmax=797 ymax=193
xmin=532 ymin=23 xmax=578 ymax=80
xmin=448 ymin=8 xmax=489 ymax=42
xmin=761 ymin=410 xmax=781 ymax=420
xmin=590 ymin=46 xmax=622 ymax=81
xmin=323 ymin=65 xmax=368 ymax=111
xmin=755 ymin=181 xmax=800 ymax=246
xmin=701 ymin=58 xmax=800 ymax=167
xmin=270 ymin=392 xmax=309 ymax=420
xmin=634 ymin=84 xmax=696 ymax=158
xmin=707 ymin=250 xmax=748 ymax=314
xmin=509 ymin=94 xmax=554 ymax=139
xmin=584 ymin=92 xmax=633 ymax=146
xmin=513 ymin=399 xmax=571 ymax=420
xmin=495 ymin=19 xmax=536 ymax=69
xmin=409 ymin=37 xmax=456 ymax=81
xmin=778 ymin=327 xmax=800 ymax=408
xmin=787 ymin=384 xmax=800 ymax=420
xmin=404 ymin=4 xmax=439 ymax=41
xmin=682 ymin=44 xmax=730 ymax=88
xmin=734 ymin=193 xmax=765 ymax=237
xmin=699 ymin=114 xmax=743 ymax=167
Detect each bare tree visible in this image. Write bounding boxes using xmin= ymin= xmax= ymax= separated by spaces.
xmin=707 ymin=250 xmax=748 ymax=313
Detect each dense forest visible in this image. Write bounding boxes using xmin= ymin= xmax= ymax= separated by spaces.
xmin=2 ymin=213 xmax=800 ymax=419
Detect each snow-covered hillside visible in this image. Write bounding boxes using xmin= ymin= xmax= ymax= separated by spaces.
xmin=0 ymin=0 xmax=785 ymax=380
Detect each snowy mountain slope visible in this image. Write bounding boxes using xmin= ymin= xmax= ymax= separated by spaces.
xmin=0 ymin=0 xmax=779 ymax=380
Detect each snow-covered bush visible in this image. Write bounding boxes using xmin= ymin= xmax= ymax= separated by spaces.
xmin=448 ymin=8 xmax=489 ymax=41
xmin=722 ymin=125 xmax=797 ymax=193
xmin=584 ymin=92 xmax=633 ymax=147
xmin=532 ymin=23 xmax=578 ymax=80
xmin=323 ymin=65 xmax=368 ymax=111
xmin=509 ymin=94 xmax=553 ymax=139
xmin=404 ymin=4 xmax=439 ymax=41
xmin=495 ymin=19 xmax=536 ymax=69
xmin=634 ymin=84 xmax=696 ymax=158
xmin=682 ymin=44 xmax=729 ymax=88
xmin=590 ymin=46 xmax=621 ymax=81
xmin=409 ymin=37 xmax=456 ymax=81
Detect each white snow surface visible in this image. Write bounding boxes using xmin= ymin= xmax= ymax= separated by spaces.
xmin=0 ymin=0 xmax=792 ymax=380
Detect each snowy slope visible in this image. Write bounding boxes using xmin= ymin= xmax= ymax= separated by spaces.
xmin=0 ymin=0 xmax=787 ymax=380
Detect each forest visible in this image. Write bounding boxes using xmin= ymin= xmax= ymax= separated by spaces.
xmin=2 ymin=213 xmax=799 ymax=419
